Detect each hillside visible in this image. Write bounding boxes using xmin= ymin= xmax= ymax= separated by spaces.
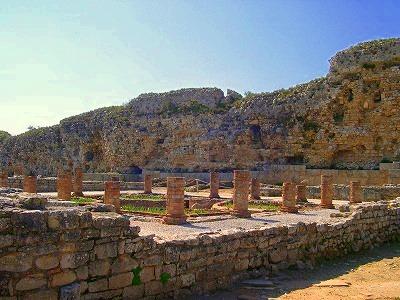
xmin=1 ymin=38 xmax=399 ymax=175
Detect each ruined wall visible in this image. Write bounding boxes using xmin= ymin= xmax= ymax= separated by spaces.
xmin=1 ymin=38 xmax=400 ymax=174
xmin=0 ymin=198 xmax=399 ymax=299
xmin=6 ymin=177 xmax=143 ymax=193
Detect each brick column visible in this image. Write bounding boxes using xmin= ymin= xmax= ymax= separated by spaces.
xmin=72 ymin=167 xmax=84 ymax=197
xmin=163 ymin=177 xmax=187 ymax=225
xmin=349 ymin=181 xmax=362 ymax=204
xmin=281 ymin=182 xmax=298 ymax=213
xmin=144 ymin=174 xmax=153 ymax=194
xmin=250 ymin=178 xmax=261 ymax=200
xmin=23 ymin=176 xmax=37 ymax=193
xmin=231 ymin=170 xmax=251 ymax=218
xmin=0 ymin=171 xmax=8 ymax=188
xmin=104 ymin=181 xmax=121 ymax=213
xmin=57 ymin=171 xmax=72 ymax=201
xmin=295 ymin=184 xmax=307 ymax=203
xmin=209 ymin=172 xmax=220 ymax=198
xmin=320 ymin=175 xmax=334 ymax=208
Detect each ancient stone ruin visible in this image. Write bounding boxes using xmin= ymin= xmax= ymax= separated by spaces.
xmin=0 ymin=38 xmax=400 ymax=299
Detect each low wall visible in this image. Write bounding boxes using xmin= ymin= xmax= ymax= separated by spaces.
xmin=7 ymin=177 xmax=143 ymax=193
xmin=0 ymin=198 xmax=399 ymax=299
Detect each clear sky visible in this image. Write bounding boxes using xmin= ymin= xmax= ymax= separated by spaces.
xmin=1 ymin=0 xmax=399 ymax=135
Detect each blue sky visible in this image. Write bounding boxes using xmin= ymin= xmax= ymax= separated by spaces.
xmin=1 ymin=0 xmax=399 ymax=135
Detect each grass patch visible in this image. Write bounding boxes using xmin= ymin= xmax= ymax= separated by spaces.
xmin=71 ymin=197 xmax=95 ymax=204
xmin=123 ymin=193 xmax=164 ymax=201
xmin=223 ymin=201 xmax=279 ymax=211
xmin=122 ymin=205 xmax=213 ymax=216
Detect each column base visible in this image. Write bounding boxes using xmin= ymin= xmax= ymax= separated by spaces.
xmin=162 ymin=215 xmax=187 ymax=225
xmin=230 ymin=210 xmax=252 ymax=218
xmin=320 ymin=203 xmax=335 ymax=209
xmin=280 ymin=206 xmax=298 ymax=213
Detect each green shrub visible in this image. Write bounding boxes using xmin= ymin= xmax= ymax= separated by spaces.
xmin=303 ymin=120 xmax=320 ymax=132
xmin=362 ymin=62 xmax=376 ymax=69
xmin=333 ymin=111 xmax=344 ymax=124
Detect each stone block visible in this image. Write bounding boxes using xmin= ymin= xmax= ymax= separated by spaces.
xmin=60 ymin=282 xmax=80 ymax=300
xmin=122 ymin=285 xmax=144 ymax=299
xmin=48 ymin=210 xmax=80 ymax=230
xmin=0 ymin=252 xmax=33 ymax=272
xmin=88 ymin=278 xmax=108 ymax=293
xmin=21 ymin=289 xmax=58 ymax=300
xmin=94 ymin=242 xmax=118 ymax=259
xmin=111 ymin=255 xmax=138 ymax=274
xmin=51 ymin=270 xmax=77 ymax=287
xmin=141 ymin=266 xmax=155 ymax=283
xmin=0 ymin=234 xmax=14 ymax=248
xmin=35 ymin=255 xmax=59 ymax=270
xmin=15 ymin=274 xmax=47 ymax=291
xmin=89 ymin=259 xmax=110 ymax=277
xmin=108 ymin=272 xmax=133 ymax=289
xmin=60 ymin=252 xmax=89 ymax=269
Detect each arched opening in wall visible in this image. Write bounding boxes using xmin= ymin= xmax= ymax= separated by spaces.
xmin=347 ymin=89 xmax=354 ymax=102
xmin=127 ymin=165 xmax=142 ymax=175
xmin=249 ymin=124 xmax=263 ymax=146
xmin=286 ymin=154 xmax=305 ymax=165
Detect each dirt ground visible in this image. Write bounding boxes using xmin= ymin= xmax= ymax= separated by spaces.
xmin=198 ymin=241 xmax=400 ymax=300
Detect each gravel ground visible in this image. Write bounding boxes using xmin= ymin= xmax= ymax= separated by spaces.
xmin=132 ymin=209 xmax=337 ymax=240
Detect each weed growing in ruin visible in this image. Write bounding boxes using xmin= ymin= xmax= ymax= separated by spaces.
xmin=123 ymin=193 xmax=164 ymax=201
xmin=160 ymin=272 xmax=171 ymax=285
xmin=131 ymin=267 xmax=142 ymax=285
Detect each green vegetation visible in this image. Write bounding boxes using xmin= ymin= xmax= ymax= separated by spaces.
xmin=303 ymin=120 xmax=320 ymax=132
xmin=160 ymin=272 xmax=171 ymax=285
xmin=131 ymin=267 xmax=142 ymax=286
xmin=362 ymin=62 xmax=376 ymax=69
xmin=123 ymin=193 xmax=164 ymax=201
xmin=161 ymin=99 xmax=211 ymax=115
xmin=71 ymin=197 xmax=96 ymax=204
xmin=0 ymin=130 xmax=11 ymax=143
xmin=333 ymin=111 xmax=344 ymax=124
xmin=224 ymin=201 xmax=279 ymax=211
xmin=121 ymin=205 xmax=212 ymax=216
xmin=381 ymin=157 xmax=393 ymax=163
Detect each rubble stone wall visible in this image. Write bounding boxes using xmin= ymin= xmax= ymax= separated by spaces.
xmin=7 ymin=177 xmax=143 ymax=193
xmin=0 ymin=200 xmax=399 ymax=299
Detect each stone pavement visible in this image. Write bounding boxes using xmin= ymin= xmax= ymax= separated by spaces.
xmin=132 ymin=209 xmax=336 ymax=240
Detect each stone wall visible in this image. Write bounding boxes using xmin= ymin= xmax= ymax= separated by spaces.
xmin=307 ymin=184 xmax=400 ymax=201
xmin=7 ymin=177 xmax=143 ymax=193
xmin=0 ymin=197 xmax=399 ymax=299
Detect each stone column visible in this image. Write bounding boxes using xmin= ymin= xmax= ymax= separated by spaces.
xmin=250 ymin=178 xmax=261 ymax=200
xmin=0 ymin=171 xmax=8 ymax=188
xmin=349 ymin=181 xmax=362 ymax=204
xmin=209 ymin=172 xmax=220 ymax=198
xmin=104 ymin=181 xmax=121 ymax=213
xmin=144 ymin=174 xmax=153 ymax=194
xmin=320 ymin=175 xmax=334 ymax=208
xmin=57 ymin=171 xmax=72 ymax=201
xmin=23 ymin=176 xmax=37 ymax=193
xmin=231 ymin=170 xmax=251 ymax=218
xmin=295 ymin=184 xmax=307 ymax=203
xmin=163 ymin=177 xmax=187 ymax=225
xmin=281 ymin=182 xmax=298 ymax=213
xmin=72 ymin=167 xmax=84 ymax=197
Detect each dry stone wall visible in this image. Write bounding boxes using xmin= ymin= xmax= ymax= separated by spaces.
xmin=0 ymin=197 xmax=399 ymax=299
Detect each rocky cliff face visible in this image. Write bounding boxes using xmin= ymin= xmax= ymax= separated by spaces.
xmin=1 ymin=38 xmax=400 ymax=175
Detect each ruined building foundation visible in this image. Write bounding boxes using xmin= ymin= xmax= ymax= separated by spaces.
xmin=281 ymin=182 xmax=298 ymax=213
xmin=231 ymin=170 xmax=251 ymax=218
xmin=209 ymin=172 xmax=220 ymax=198
xmin=320 ymin=175 xmax=334 ymax=209
xmin=57 ymin=171 xmax=72 ymax=201
xmin=250 ymin=178 xmax=261 ymax=200
xmin=104 ymin=181 xmax=121 ymax=213
xmin=163 ymin=177 xmax=187 ymax=224
xmin=23 ymin=175 xmax=37 ymax=194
